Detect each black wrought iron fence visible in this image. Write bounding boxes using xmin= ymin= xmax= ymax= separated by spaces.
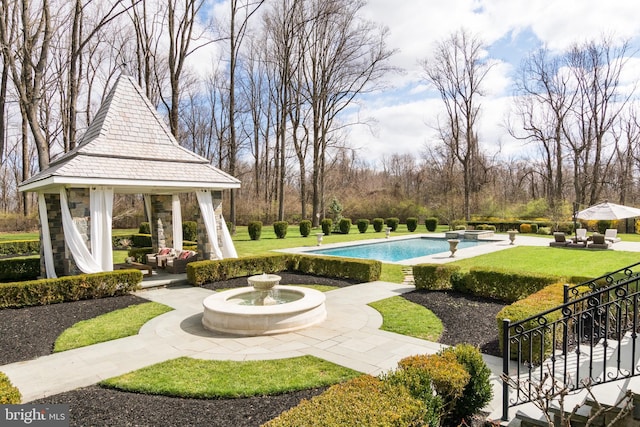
xmin=502 ymin=273 xmax=640 ymax=421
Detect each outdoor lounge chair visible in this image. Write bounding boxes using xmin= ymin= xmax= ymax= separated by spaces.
xmin=146 ymin=247 xmax=174 ymax=267
xmin=166 ymin=250 xmax=198 ymax=274
xmin=549 ymin=232 xmax=570 ymax=247
xmin=604 ymin=228 xmax=621 ymax=244
xmin=573 ymin=228 xmax=588 ymax=245
xmin=588 ymin=233 xmax=610 ymax=249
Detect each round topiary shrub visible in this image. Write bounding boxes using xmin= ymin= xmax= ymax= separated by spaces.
xmin=338 ymin=218 xmax=352 ymax=234
xmin=530 ymin=223 xmax=539 ymax=234
xmin=273 ymin=221 xmax=288 ymax=239
xmin=357 ymin=219 xmax=370 ymax=233
xmin=321 ymin=218 xmax=332 ymax=236
xmin=248 ymin=221 xmax=262 ymax=240
xmin=385 ymin=217 xmax=399 ymax=232
xmin=519 ymin=223 xmax=532 ymax=234
xmin=182 ymin=221 xmax=197 ymax=241
xmin=425 ymin=217 xmax=438 ymax=232
xmin=406 ymin=217 xmax=418 ymax=232
xmin=438 ymin=344 xmax=493 ymax=425
xmin=138 ymin=222 xmax=150 ymax=234
xmin=372 ymin=218 xmax=384 ymax=232
xmin=299 ymin=220 xmax=312 ymax=237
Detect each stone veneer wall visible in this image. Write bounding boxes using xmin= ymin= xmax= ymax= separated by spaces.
xmin=42 ymin=193 xmax=65 ymax=277
xmin=66 ymin=188 xmax=91 ymax=275
xmin=196 ymin=191 xmax=224 ymax=260
xmin=150 ymin=195 xmax=174 ymax=251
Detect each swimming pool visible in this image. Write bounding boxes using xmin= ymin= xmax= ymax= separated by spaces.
xmin=306 ymin=237 xmax=490 ymax=263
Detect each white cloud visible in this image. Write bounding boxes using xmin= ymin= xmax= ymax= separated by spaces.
xmin=348 ymin=0 xmax=640 ymax=166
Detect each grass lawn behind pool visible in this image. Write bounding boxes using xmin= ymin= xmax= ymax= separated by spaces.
xmin=451 ymin=246 xmax=640 ymax=278
xmin=100 ymin=356 xmax=362 ymax=398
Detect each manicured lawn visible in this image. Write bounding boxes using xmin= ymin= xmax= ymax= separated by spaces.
xmin=450 ymin=246 xmax=640 ymax=278
xmin=368 ymin=297 xmax=443 ymax=341
xmin=53 ymin=302 xmax=173 ymax=352
xmin=100 ymin=355 xmax=362 ymax=398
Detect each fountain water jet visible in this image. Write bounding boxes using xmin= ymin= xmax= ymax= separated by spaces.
xmin=202 ymin=273 xmax=327 ymax=336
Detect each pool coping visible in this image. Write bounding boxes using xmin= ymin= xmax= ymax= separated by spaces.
xmin=275 ymin=233 xmax=515 ymax=265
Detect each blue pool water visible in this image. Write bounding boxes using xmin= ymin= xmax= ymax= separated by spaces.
xmin=307 ymin=237 xmax=489 ymax=262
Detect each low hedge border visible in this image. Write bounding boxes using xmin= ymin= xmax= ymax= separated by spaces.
xmin=0 ymin=258 xmax=41 ymax=282
xmin=0 ymin=270 xmax=143 ymax=309
xmin=496 ymin=282 xmax=566 ymax=363
xmin=187 ymin=254 xmax=382 ymax=286
xmin=413 ymin=264 xmax=559 ymax=303
xmin=0 ymin=240 xmax=39 ymax=257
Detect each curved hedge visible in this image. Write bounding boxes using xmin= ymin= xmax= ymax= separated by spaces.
xmin=187 ymin=254 xmax=381 ymax=286
xmin=0 ymin=270 xmax=142 ymax=309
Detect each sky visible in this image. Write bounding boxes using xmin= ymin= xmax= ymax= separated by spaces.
xmin=346 ymin=0 xmax=640 ymax=167
xmin=202 ymin=0 xmax=640 ymax=168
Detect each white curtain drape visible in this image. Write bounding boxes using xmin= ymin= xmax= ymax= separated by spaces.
xmin=196 ymin=190 xmax=223 ymax=259
xmin=172 ymin=194 xmax=183 ymax=251
xmin=90 ymin=187 xmax=114 ymax=271
xmin=38 ymin=193 xmax=57 ymax=278
xmin=219 ymin=215 xmax=238 ymax=258
xmin=59 ymin=188 xmax=102 ymax=273
xmin=143 ymin=194 xmax=153 ymax=238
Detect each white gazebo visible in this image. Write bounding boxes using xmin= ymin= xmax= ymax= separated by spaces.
xmin=19 ymin=75 xmax=241 ymax=278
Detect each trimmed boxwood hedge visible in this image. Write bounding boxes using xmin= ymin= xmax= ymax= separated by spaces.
xmin=299 ymin=220 xmax=312 ymax=237
xmin=0 ymin=258 xmax=41 ymax=282
xmin=356 ymin=219 xmax=369 ymax=233
xmin=0 ymin=372 xmax=21 ymax=404
xmin=497 ymin=282 xmax=566 ymax=363
xmin=264 ymin=375 xmax=428 ymax=427
xmin=413 ymin=264 xmax=559 ymax=303
xmin=0 ymin=240 xmax=40 ymax=257
xmin=187 ymin=254 xmax=381 ymax=286
xmin=0 ymin=270 xmax=143 ymax=309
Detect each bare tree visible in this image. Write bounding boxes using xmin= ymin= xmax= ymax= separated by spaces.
xmin=0 ymin=0 xmax=53 ymax=173
xmin=422 ymin=28 xmax=491 ymax=221
xmin=564 ymin=37 xmax=633 ymax=206
xmin=510 ymin=48 xmax=575 ymax=215
xmin=299 ymin=0 xmax=396 ymax=226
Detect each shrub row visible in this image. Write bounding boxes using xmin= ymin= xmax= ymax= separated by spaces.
xmin=462 ymin=220 xmax=576 ymax=234
xmin=0 ymin=240 xmax=40 ymax=257
xmin=0 ymin=372 xmax=21 ymax=404
xmin=0 ymin=258 xmax=41 ymax=282
xmin=132 ymin=233 xmax=152 ymax=248
xmin=496 ymin=282 xmax=566 ymax=363
xmin=413 ymin=264 xmax=559 ymax=303
xmin=0 ymin=270 xmax=143 ymax=309
xmin=266 ymin=344 xmax=492 ymax=427
xmin=186 ymin=254 xmax=381 ymax=286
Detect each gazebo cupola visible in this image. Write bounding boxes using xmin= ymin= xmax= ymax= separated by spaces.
xmin=18 ymin=75 xmax=241 ymax=278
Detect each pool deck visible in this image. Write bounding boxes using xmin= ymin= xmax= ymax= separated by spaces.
xmin=278 ymin=232 xmax=541 ymax=265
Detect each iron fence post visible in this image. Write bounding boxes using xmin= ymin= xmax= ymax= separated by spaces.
xmin=502 ymin=318 xmax=511 ymax=422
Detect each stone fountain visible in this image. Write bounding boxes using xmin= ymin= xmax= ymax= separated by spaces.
xmin=202 ymin=273 xmax=327 ymax=336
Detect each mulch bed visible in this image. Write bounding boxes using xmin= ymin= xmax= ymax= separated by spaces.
xmin=2 ymin=274 xmax=506 ymax=426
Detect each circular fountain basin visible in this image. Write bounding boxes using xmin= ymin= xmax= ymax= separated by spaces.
xmin=202 ymin=285 xmax=326 ymax=336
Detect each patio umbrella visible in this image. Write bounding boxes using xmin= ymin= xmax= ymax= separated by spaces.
xmin=576 ymin=202 xmax=640 ymax=220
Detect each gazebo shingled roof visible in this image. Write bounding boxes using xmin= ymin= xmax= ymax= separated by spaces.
xmin=19 ymin=74 xmax=240 ymax=194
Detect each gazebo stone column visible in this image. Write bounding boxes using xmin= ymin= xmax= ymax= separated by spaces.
xmin=42 ymin=193 xmax=65 ymax=277
xmin=197 ymin=191 xmax=223 ymax=260
xmin=64 ymin=188 xmax=90 ymax=275
xmin=150 ymin=195 xmax=174 ymax=251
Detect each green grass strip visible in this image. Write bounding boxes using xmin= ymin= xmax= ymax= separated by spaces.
xmin=54 ymin=302 xmax=173 ymax=352
xmin=100 ymin=356 xmax=362 ymax=398
xmin=369 ymin=296 xmax=443 ymax=341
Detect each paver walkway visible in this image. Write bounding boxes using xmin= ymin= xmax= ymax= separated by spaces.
xmin=1 ymin=281 xmax=504 ymax=419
